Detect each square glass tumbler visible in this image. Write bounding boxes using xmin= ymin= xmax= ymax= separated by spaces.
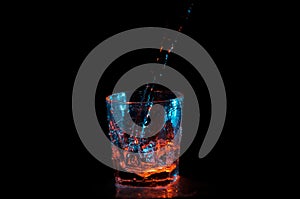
xmin=106 ymin=90 xmax=183 ymax=187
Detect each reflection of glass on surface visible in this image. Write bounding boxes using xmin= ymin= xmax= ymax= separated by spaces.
xmin=106 ymin=90 xmax=183 ymax=187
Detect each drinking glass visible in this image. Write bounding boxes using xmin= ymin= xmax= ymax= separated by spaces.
xmin=106 ymin=90 xmax=183 ymax=187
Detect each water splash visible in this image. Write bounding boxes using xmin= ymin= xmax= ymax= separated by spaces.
xmin=155 ymin=2 xmax=195 ymax=81
xmin=129 ymin=2 xmax=195 ymax=138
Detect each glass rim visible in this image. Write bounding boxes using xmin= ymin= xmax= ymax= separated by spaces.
xmin=106 ymin=90 xmax=184 ymax=104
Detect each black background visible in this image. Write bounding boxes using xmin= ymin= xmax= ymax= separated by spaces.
xmin=11 ymin=0 xmax=285 ymax=197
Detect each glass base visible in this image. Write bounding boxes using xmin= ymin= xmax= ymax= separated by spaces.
xmin=115 ymin=161 xmax=179 ymax=187
xmin=115 ymin=176 xmax=181 ymax=198
xmin=114 ymin=176 xmax=213 ymax=198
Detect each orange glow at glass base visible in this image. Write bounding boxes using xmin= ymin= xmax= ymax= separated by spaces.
xmin=115 ymin=176 xmax=180 ymax=198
